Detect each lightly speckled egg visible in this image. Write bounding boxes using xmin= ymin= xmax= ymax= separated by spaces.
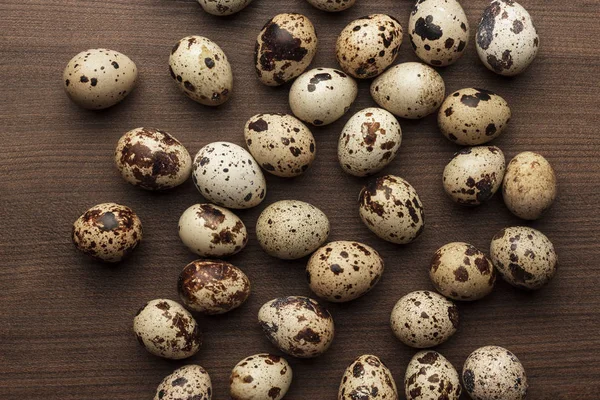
xmin=409 ymin=0 xmax=470 ymax=67
xmin=133 ymin=299 xmax=202 ymax=360
xmin=336 ymin=14 xmax=403 ymax=79
xmin=490 ymin=226 xmax=558 ymax=290
xmin=462 ymin=346 xmax=528 ymax=400
xmin=169 ymin=35 xmax=233 ymax=106
xmin=192 ymin=142 xmax=267 ymax=209
xmin=230 ymin=354 xmax=292 ymax=400
xmin=306 ymin=0 xmax=356 ymax=12
xmin=439 ymin=88 xmax=511 ymax=145
xmin=114 ymin=127 xmax=192 ymax=190
xmin=63 ymin=48 xmax=137 ymax=110
xmin=244 ymin=113 xmax=316 ymax=177
xmin=503 ymin=151 xmax=557 ymax=220
xmin=153 ymin=365 xmax=212 ymax=400
xmin=443 ymin=146 xmax=506 ymax=206
xmin=359 ymin=175 xmax=425 ymax=244
xmin=371 ymin=62 xmax=445 ymax=119
xmin=258 ymin=296 xmax=334 ymax=358
xmin=476 ymin=0 xmax=540 ymax=76
xmin=178 ymin=203 xmax=248 ymax=257
xmin=307 ymin=241 xmax=384 ymax=302
xmin=338 ymin=355 xmax=398 ymax=400
xmin=72 ymin=203 xmax=142 ymax=263
xmin=289 ymin=68 xmax=358 ymax=126
xmin=256 ymin=200 xmax=330 ymax=260
xmin=255 ymin=13 xmax=318 ymax=86
xmin=405 ymin=351 xmax=462 ymax=400
xmin=390 ymin=291 xmax=459 ymax=348
xmin=430 ymin=242 xmax=496 ymax=301
xmin=338 ymin=107 xmax=402 ymax=177
xmin=197 ymin=0 xmax=252 ymax=16
xmin=178 ymin=259 xmax=250 ymax=314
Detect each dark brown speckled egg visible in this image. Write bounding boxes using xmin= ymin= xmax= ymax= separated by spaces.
xmin=153 ymin=365 xmax=212 ymax=400
xmin=405 ymin=351 xmax=461 ymax=400
xmin=230 ymin=354 xmax=292 ymax=400
xmin=338 ymin=355 xmax=398 ymax=400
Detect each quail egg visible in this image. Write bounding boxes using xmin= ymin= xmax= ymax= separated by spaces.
xmin=197 ymin=0 xmax=252 ymax=16
xmin=306 ymin=0 xmax=356 ymax=12
xmin=405 ymin=351 xmax=462 ymax=400
xmin=338 ymin=355 xmax=398 ymax=400
xmin=153 ymin=365 xmax=212 ymax=400
xmin=230 ymin=354 xmax=292 ymax=400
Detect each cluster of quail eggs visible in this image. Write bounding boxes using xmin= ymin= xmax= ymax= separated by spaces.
xmin=65 ymin=0 xmax=556 ymax=398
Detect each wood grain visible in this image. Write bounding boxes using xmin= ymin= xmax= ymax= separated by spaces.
xmin=1 ymin=0 xmax=599 ymax=398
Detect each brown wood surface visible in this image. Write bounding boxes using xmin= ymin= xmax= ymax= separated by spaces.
xmin=1 ymin=0 xmax=599 ymax=398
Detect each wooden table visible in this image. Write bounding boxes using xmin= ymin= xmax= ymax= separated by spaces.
xmin=1 ymin=0 xmax=599 ymax=398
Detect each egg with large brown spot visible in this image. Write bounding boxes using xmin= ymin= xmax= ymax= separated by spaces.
xmin=306 ymin=0 xmax=356 ymax=12
xmin=230 ymin=354 xmax=292 ymax=400
xmin=197 ymin=0 xmax=252 ymax=16
xmin=405 ymin=351 xmax=461 ymax=400
xmin=153 ymin=365 xmax=212 ymax=400
xmin=430 ymin=242 xmax=496 ymax=301
xmin=72 ymin=202 xmax=142 ymax=263
xmin=338 ymin=355 xmax=398 ymax=400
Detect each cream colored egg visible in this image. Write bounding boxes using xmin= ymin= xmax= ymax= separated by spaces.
xmin=338 ymin=355 xmax=398 ymax=400
xmin=230 ymin=354 xmax=292 ymax=400
xmin=197 ymin=0 xmax=252 ymax=16
xmin=306 ymin=0 xmax=356 ymax=12
xmin=405 ymin=351 xmax=462 ymax=400
xmin=153 ymin=365 xmax=212 ymax=400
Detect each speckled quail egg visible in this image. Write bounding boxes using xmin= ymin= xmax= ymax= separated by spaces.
xmin=307 ymin=241 xmax=384 ymax=302
xmin=133 ymin=299 xmax=202 ymax=360
xmin=72 ymin=203 xmax=142 ymax=263
xmin=230 ymin=354 xmax=292 ymax=400
xmin=197 ymin=0 xmax=252 ymax=16
xmin=244 ymin=113 xmax=316 ymax=177
xmin=462 ymin=346 xmax=528 ymax=400
xmin=114 ymin=127 xmax=192 ymax=190
xmin=178 ymin=259 xmax=250 ymax=314
xmin=338 ymin=108 xmax=402 ymax=177
xmin=338 ymin=355 xmax=398 ymax=400
xmin=289 ymin=68 xmax=358 ymax=126
xmin=405 ymin=351 xmax=462 ymax=400
xmin=255 ymin=13 xmax=318 ymax=86
xmin=192 ymin=142 xmax=267 ymax=209
xmin=258 ymin=296 xmax=334 ymax=358
xmin=178 ymin=204 xmax=248 ymax=257
xmin=256 ymin=200 xmax=330 ymax=260
xmin=359 ymin=175 xmax=425 ymax=244
xmin=430 ymin=242 xmax=496 ymax=301
xmin=336 ymin=14 xmax=403 ymax=79
xmin=306 ymin=0 xmax=356 ymax=12
xmin=409 ymin=0 xmax=470 ymax=67
xmin=476 ymin=0 xmax=539 ymax=76
xmin=438 ymin=88 xmax=511 ymax=145
xmin=371 ymin=62 xmax=445 ymax=119
xmin=154 ymin=365 xmax=212 ymax=400
xmin=169 ymin=36 xmax=233 ymax=106
xmin=490 ymin=226 xmax=557 ymax=290
xmin=503 ymin=151 xmax=557 ymax=220
xmin=443 ymin=146 xmax=506 ymax=206
xmin=390 ymin=291 xmax=459 ymax=348
xmin=63 ymin=48 xmax=137 ymax=110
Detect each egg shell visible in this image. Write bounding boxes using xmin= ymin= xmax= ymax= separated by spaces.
xmin=438 ymin=88 xmax=511 ymax=145
xmin=503 ymin=151 xmax=557 ymax=220
xmin=114 ymin=127 xmax=192 ymax=190
xmin=336 ymin=14 xmax=403 ymax=79
xmin=178 ymin=204 xmax=248 ymax=257
xmin=169 ymin=36 xmax=233 ymax=106
xmin=371 ymin=62 xmax=445 ymax=119
xmin=490 ymin=226 xmax=558 ymax=290
xmin=338 ymin=107 xmax=402 ymax=177
xmin=289 ymin=68 xmax=358 ymax=126
xmin=72 ymin=202 xmax=142 ymax=263
xmin=430 ymin=242 xmax=496 ymax=301
xmin=192 ymin=142 xmax=267 ymax=209
xmin=307 ymin=241 xmax=384 ymax=302
xmin=443 ymin=146 xmax=506 ymax=206
xmin=255 ymin=13 xmax=318 ymax=86
xmin=244 ymin=113 xmax=316 ymax=177
xmin=178 ymin=259 xmax=250 ymax=314
xmin=476 ymin=0 xmax=539 ymax=76
xmin=197 ymin=0 xmax=252 ymax=16
xmin=390 ymin=290 xmax=459 ymax=348
xmin=153 ymin=365 xmax=212 ymax=400
xmin=405 ymin=351 xmax=462 ymax=400
xmin=306 ymin=0 xmax=356 ymax=12
xmin=258 ymin=296 xmax=334 ymax=358
xmin=256 ymin=200 xmax=330 ymax=260
xmin=63 ymin=48 xmax=137 ymax=110
xmin=409 ymin=0 xmax=470 ymax=67
xmin=462 ymin=346 xmax=528 ymax=400
xmin=133 ymin=299 xmax=202 ymax=360
xmin=359 ymin=175 xmax=425 ymax=244
xmin=338 ymin=355 xmax=398 ymax=400
xmin=230 ymin=354 xmax=292 ymax=400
